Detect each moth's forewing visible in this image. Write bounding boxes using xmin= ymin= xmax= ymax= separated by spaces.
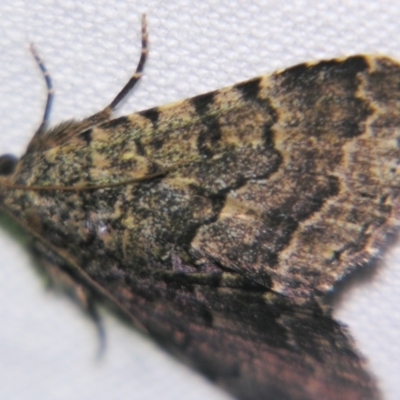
xmin=2 ymin=54 xmax=399 ymax=399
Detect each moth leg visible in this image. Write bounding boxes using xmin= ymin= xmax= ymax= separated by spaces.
xmin=30 ymin=44 xmax=54 ymax=136
xmin=31 ymin=240 xmax=106 ymax=356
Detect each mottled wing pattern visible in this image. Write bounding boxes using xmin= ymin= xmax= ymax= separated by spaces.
xmin=29 ymin=241 xmax=380 ymax=400
xmin=2 ymin=55 xmax=399 ymax=399
xmin=12 ymin=55 xmax=400 ymax=300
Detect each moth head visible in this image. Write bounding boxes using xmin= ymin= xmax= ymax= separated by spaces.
xmin=0 ymin=154 xmax=18 ymax=176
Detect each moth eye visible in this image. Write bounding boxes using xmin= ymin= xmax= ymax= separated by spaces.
xmin=0 ymin=154 xmax=18 ymax=176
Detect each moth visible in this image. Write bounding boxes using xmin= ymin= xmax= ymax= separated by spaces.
xmin=1 ymin=14 xmax=398 ymax=400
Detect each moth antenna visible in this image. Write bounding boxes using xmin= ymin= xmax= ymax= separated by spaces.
xmin=108 ymin=13 xmax=148 ymax=110
xmin=30 ymin=43 xmax=54 ymax=135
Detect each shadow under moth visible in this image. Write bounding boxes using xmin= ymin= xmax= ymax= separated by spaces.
xmin=1 ymin=15 xmax=398 ymax=400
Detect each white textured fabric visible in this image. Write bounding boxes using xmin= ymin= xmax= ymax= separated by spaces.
xmin=0 ymin=1 xmax=399 ymax=399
